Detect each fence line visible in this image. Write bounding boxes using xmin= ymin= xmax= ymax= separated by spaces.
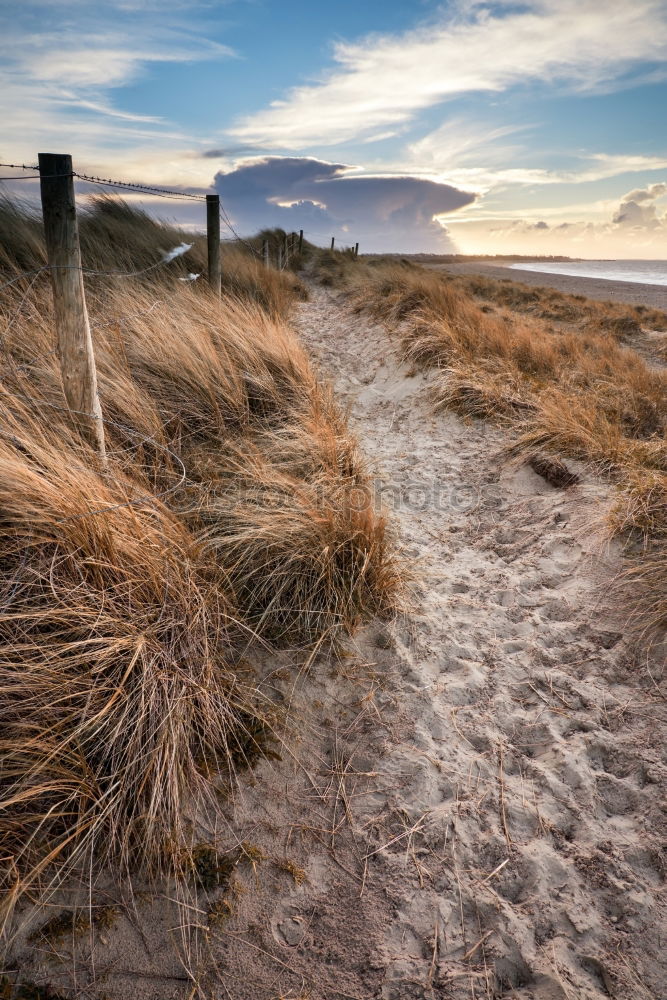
xmin=0 ymin=254 xmax=191 ymax=293
xmin=75 ymin=171 xmax=207 ymax=203
xmin=0 ymin=162 xmax=361 ymax=260
xmin=0 ymin=152 xmax=363 ymax=472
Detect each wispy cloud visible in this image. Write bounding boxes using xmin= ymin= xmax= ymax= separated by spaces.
xmin=229 ymin=0 xmax=667 ymax=149
xmin=436 ymin=152 xmax=667 ymax=196
xmin=374 ymin=117 xmax=667 ymax=197
xmin=0 ymin=1 xmax=236 ymax=168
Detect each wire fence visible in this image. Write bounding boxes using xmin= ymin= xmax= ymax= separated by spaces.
xmin=0 ymin=155 xmax=361 ymax=520
xmin=0 ymin=162 xmax=360 ymax=256
xmin=0 ymin=161 xmax=260 ymax=258
xmin=0 ymin=252 xmax=191 ymax=293
xmin=0 ymin=161 xmax=207 ymax=520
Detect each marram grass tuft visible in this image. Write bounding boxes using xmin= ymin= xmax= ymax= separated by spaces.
xmin=0 ymin=199 xmax=398 ymax=937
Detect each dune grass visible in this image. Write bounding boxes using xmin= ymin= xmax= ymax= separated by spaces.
xmin=0 ymin=194 xmax=307 ymax=317
xmin=0 ymin=198 xmax=398 ymax=938
xmin=449 ymin=270 xmax=667 ymax=334
xmin=317 ymin=259 xmax=666 ymax=643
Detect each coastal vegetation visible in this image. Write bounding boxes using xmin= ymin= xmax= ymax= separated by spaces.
xmin=310 ymin=251 xmax=667 ymax=642
xmin=0 ymin=198 xmax=398 ymax=937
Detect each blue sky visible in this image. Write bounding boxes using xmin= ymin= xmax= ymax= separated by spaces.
xmin=2 ymin=0 xmax=667 ymax=255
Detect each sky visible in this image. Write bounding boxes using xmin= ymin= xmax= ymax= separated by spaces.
xmin=2 ymin=0 xmax=667 ymax=256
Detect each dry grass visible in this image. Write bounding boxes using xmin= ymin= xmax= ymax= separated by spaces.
xmin=0 ymin=199 xmax=398 ymax=939
xmin=449 ymin=270 xmax=667 ymax=335
xmin=0 ymin=194 xmax=306 ymax=318
xmin=331 ymin=261 xmax=666 ymax=643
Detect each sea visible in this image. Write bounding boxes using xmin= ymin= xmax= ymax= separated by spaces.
xmin=509 ymin=259 xmax=667 ymax=287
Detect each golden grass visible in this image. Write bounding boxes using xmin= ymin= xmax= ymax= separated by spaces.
xmin=450 ymin=270 xmax=667 ymax=335
xmin=0 ymin=201 xmax=398 ymax=937
xmin=0 ymin=194 xmax=306 ymax=318
xmin=334 ymin=261 xmax=666 ymax=642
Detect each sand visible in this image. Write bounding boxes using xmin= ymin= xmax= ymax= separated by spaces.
xmin=8 ymin=287 xmax=667 ymax=1000
xmin=425 ymin=262 xmax=667 ymax=310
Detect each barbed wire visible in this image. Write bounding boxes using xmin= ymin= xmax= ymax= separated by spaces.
xmin=74 ymin=171 xmax=207 ymax=203
xmin=80 ymin=257 xmax=187 ymax=279
xmin=218 ymin=205 xmax=263 ymax=258
xmin=76 ymin=169 xmax=263 ymax=255
xmin=0 ymin=268 xmax=51 ymax=294
xmin=0 ymin=250 xmax=194 ymax=293
xmin=0 ymin=164 xmax=76 ymax=182
xmin=2 ymin=304 xmax=166 ymax=378
xmin=0 ymin=161 xmax=208 ymax=203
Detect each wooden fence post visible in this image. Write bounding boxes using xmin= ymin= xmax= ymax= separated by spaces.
xmin=206 ymin=194 xmax=221 ymax=296
xmin=330 ymin=236 xmax=335 ymax=251
xmin=38 ymin=153 xmax=106 ymax=465
xmin=277 ymin=241 xmax=283 ymax=270
xmin=299 ymin=230 xmax=303 ymax=253
xmin=263 ymin=238 xmax=270 ymax=269
xmin=355 ymin=242 xmax=359 ymax=257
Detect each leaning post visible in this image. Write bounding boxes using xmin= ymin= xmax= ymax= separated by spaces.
xmin=330 ymin=236 xmax=335 ymax=251
xmin=38 ymin=153 xmax=106 ymax=465
xmin=206 ymin=194 xmax=221 ymax=296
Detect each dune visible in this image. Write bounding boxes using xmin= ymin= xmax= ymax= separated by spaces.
xmin=3 ymin=226 xmax=666 ymax=1000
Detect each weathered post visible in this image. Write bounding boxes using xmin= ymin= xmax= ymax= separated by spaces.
xmin=283 ymin=234 xmax=289 ymax=268
xmin=355 ymin=242 xmax=359 ymax=257
xmin=206 ymin=194 xmax=221 ymax=296
xmin=277 ymin=241 xmax=283 ymax=270
xmin=38 ymin=153 xmax=106 ymax=464
xmin=263 ymin=238 xmax=270 ymax=269
xmin=330 ymin=236 xmax=335 ymax=251
xmin=299 ymin=229 xmax=304 ymax=253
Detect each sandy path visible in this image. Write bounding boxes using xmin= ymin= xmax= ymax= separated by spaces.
xmin=242 ymin=287 xmax=665 ymax=1000
xmin=13 ymin=288 xmax=666 ymax=1000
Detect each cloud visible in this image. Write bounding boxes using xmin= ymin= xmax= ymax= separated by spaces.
xmin=229 ymin=0 xmax=667 ymax=149
xmin=613 ymin=182 xmax=667 ymax=228
xmin=394 ymin=118 xmax=667 ymax=195
xmin=213 ymin=157 xmax=476 ymax=251
xmin=447 ymin=178 xmax=667 ymax=255
xmin=0 ymin=1 xmax=236 ymax=168
xmin=407 ymin=120 xmax=532 ymax=174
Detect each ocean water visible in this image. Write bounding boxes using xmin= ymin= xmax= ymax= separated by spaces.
xmin=509 ymin=259 xmax=667 ymax=287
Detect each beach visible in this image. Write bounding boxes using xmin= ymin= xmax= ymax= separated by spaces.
xmin=426 ymin=261 xmax=667 ymax=310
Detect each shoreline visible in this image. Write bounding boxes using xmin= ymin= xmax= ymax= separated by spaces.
xmin=425 ymin=261 xmax=667 ymax=310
